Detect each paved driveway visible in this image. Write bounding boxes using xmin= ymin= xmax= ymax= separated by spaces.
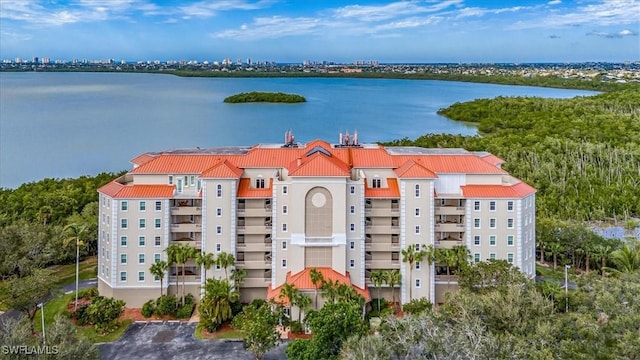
xmin=97 ymin=322 xmax=288 ymax=360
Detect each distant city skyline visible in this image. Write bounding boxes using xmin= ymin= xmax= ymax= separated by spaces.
xmin=1 ymin=0 xmax=638 ymax=63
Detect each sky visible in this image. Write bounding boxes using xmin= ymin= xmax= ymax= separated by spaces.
xmin=0 ymin=0 xmax=638 ymax=63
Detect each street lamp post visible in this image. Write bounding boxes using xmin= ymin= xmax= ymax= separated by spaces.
xmin=565 ymin=265 xmax=570 ymax=313
xmin=38 ymin=302 xmax=46 ymax=345
xmin=74 ymin=238 xmax=80 ymax=312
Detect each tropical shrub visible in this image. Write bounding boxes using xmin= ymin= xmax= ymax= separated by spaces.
xmin=155 ymin=294 xmax=178 ymax=316
xmin=402 ymin=297 xmax=432 ymax=315
xmin=142 ymin=300 xmax=155 ymax=318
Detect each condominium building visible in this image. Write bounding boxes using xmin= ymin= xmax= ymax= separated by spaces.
xmin=97 ymin=134 xmax=536 ymax=307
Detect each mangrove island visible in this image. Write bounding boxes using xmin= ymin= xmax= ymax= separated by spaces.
xmin=223 ymin=91 xmax=307 ymax=103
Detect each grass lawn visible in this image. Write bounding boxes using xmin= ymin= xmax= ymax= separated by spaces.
xmin=536 ymin=263 xmax=578 ymax=281
xmin=50 ymin=256 xmax=98 ymax=287
xmin=34 ymin=291 xmax=132 ymax=344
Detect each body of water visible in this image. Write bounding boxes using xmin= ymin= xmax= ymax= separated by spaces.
xmin=0 ymin=72 xmax=597 ymax=188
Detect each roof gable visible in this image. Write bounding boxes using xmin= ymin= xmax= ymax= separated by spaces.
xmin=288 ymin=152 xmax=350 ymax=177
xmin=201 ymin=159 xmax=243 ymax=178
xmin=394 ymin=160 xmax=437 ymax=178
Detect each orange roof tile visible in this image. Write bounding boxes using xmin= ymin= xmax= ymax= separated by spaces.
xmin=237 ymin=178 xmax=273 ymax=198
xmin=365 ymin=178 xmax=400 ymax=198
xmin=131 ymin=155 xmax=231 ymax=174
xmin=394 ymin=160 xmax=437 ymax=178
xmin=461 ymin=181 xmax=536 ymax=198
xmin=98 ymin=182 xmax=175 ymax=198
xmin=288 ymin=152 xmax=351 ymax=177
xmin=350 ymin=147 xmax=396 ymax=168
xmin=394 ymin=155 xmax=507 ymax=174
xmin=266 ymin=267 xmax=370 ymax=305
xmin=478 ymin=154 xmax=505 ymax=167
xmin=130 ymin=153 xmax=157 ymax=167
xmin=201 ymin=159 xmax=243 ymax=178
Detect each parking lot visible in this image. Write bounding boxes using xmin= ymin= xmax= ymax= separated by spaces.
xmin=97 ymin=322 xmax=287 ymax=360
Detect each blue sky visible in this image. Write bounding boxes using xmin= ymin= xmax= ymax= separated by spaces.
xmin=1 ymin=0 xmax=638 ymax=63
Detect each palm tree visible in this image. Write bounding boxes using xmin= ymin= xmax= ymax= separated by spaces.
xmin=196 ymin=252 xmax=216 ymax=281
xmin=165 ymin=243 xmax=182 ymax=296
xmin=548 ymin=242 xmax=564 ymax=270
xmin=200 ymin=278 xmax=239 ymax=330
xmin=320 ymin=279 xmax=341 ymax=304
xmin=451 ymin=245 xmax=471 ymax=273
xmin=309 ymin=268 xmax=324 ymax=309
xmin=63 ymin=223 xmax=87 ymax=312
xmin=609 ymin=242 xmax=640 ymax=273
xmin=295 ymin=293 xmax=312 ymax=325
xmin=402 ymin=244 xmax=426 ymax=302
xmin=230 ymin=267 xmax=247 ymax=290
xmin=593 ymin=244 xmax=613 ymax=277
xmin=383 ymin=269 xmax=401 ymax=313
xmin=279 ymin=283 xmax=298 ymax=306
xmin=370 ymin=270 xmax=385 ymax=312
xmin=181 ymin=245 xmax=198 ymax=303
xmin=150 ymin=260 xmax=169 ymax=297
xmin=435 ymin=248 xmax=458 ymax=292
xmin=216 ymin=251 xmax=235 ymax=280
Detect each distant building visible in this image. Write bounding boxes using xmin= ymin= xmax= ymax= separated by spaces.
xmin=97 ymin=134 xmax=536 ymax=307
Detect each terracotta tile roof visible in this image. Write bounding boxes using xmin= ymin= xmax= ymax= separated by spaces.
xmin=98 ymin=181 xmax=175 ymax=198
xmin=394 ymin=160 xmax=437 ymax=178
xmin=130 ymin=153 xmax=156 ymax=167
xmin=237 ymin=178 xmax=273 ymax=198
xmin=266 ymin=267 xmax=370 ymax=305
xmin=201 ymin=159 xmax=243 ymax=178
xmin=130 ymin=155 xmax=231 ymax=174
xmin=350 ymin=147 xmax=396 ymax=168
xmin=365 ymin=178 xmax=400 ymax=198
xmin=288 ymin=152 xmax=351 ymax=177
xmin=478 ymin=154 xmax=505 ymax=167
xmin=461 ymin=181 xmax=536 ymax=198
xmin=393 ymin=155 xmax=507 ymax=174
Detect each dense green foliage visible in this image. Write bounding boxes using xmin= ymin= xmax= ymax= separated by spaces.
xmin=385 ymin=87 xmax=640 ymax=221
xmin=199 ymin=278 xmax=240 ymax=332
xmin=0 ymin=269 xmax=56 ymax=328
xmin=223 ymin=91 xmax=306 ymax=103
xmin=232 ymin=302 xmax=282 ymax=360
xmin=73 ymin=295 xmax=125 ymax=334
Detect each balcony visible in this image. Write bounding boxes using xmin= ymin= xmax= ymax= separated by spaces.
xmin=170 ymin=223 xmax=202 ymax=232
xmin=236 ymin=242 xmax=272 ymax=251
xmin=434 ymin=223 xmax=465 ymax=232
xmin=236 ymin=259 xmax=272 ymax=269
xmin=170 ymin=206 xmax=202 ymax=215
xmin=365 ymin=259 xmax=400 ymax=268
xmin=365 ymin=242 xmax=400 ymax=251
xmin=365 ymin=225 xmax=400 ymax=234
xmin=364 ymin=207 xmax=399 ymax=216
xmin=236 ymin=225 xmax=272 ymax=235
xmin=169 ymin=275 xmax=200 ymax=283
xmin=242 ymin=277 xmax=271 ymax=287
xmin=170 ymin=239 xmax=202 ymax=249
xmin=435 ymin=239 xmax=464 ymax=248
xmin=237 ymin=207 xmax=272 ymax=217
xmin=434 ymin=206 xmax=465 ymax=215
xmin=435 ymin=274 xmax=458 ymax=282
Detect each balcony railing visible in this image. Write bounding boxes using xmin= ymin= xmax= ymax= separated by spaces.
xmin=434 ymin=223 xmax=465 ymax=232
xmin=170 ymin=223 xmax=202 ymax=232
xmin=236 ymin=225 xmax=272 ymax=234
xmin=242 ymin=277 xmax=272 ymax=287
xmin=236 ymin=260 xmax=272 ymax=269
xmin=365 ymin=225 xmax=400 ymax=234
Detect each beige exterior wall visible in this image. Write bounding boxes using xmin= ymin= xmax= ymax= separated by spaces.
xmin=468 ymin=198 xmax=518 ymax=264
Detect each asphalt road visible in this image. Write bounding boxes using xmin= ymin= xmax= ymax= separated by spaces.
xmin=97 ymin=322 xmax=288 ymax=360
xmin=0 ymin=278 xmax=98 ymax=323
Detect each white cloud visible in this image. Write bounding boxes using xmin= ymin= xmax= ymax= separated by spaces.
xmin=213 ymin=16 xmax=323 ymax=40
xmin=333 ymin=0 xmax=462 ymax=22
xmin=512 ymin=0 xmax=640 ymax=29
xmin=587 ymin=29 xmax=638 ymax=38
xmin=548 ymin=0 xmax=561 ymax=5
xmin=456 ymin=5 xmax=531 ymax=19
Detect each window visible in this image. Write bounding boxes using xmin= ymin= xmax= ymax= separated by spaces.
xmin=489 ymin=218 xmax=496 ymax=229
xmin=282 ymin=259 xmax=287 ymax=268
xmin=349 ymin=259 xmax=355 ymax=268
xmin=183 ymin=176 xmax=188 ymax=187
xmin=282 ymin=205 xmax=288 ymax=214
xmin=106 ymin=250 xmax=109 ymax=260
xmin=283 ymin=186 xmax=288 ymax=195
xmin=121 ymin=201 xmax=128 ymax=211
xmin=216 ymin=184 xmax=222 ymax=198
xmin=120 ymin=236 xmax=127 ymax=247
xmin=138 ymin=254 xmax=145 ymax=264
xmin=507 ymin=218 xmax=514 ymax=229
xmin=120 ymin=254 xmax=127 ymax=264
xmin=168 ymin=175 xmax=173 ymax=185
xmin=415 ymin=184 xmax=420 ymax=198
xmin=282 ymin=223 xmax=288 ymax=232
xmin=507 ymin=235 xmax=514 ymax=246
xmin=154 ymin=253 xmax=161 ymax=263
xmin=474 ymin=201 xmax=480 ymax=211
xmin=415 ymin=208 xmax=420 ymax=217
xmin=415 ymin=261 xmax=421 ymax=270
xmin=155 ymin=201 xmax=162 ymax=211
xmin=414 ymin=244 xmax=420 ymax=251
xmin=474 ymin=218 xmax=481 ymax=229
xmin=190 ymin=175 xmax=195 ymax=186
xmin=350 ymin=205 xmax=355 ymax=214
xmin=489 ymin=253 xmax=496 ymax=260
xmin=507 ymin=201 xmax=514 ymax=211
xmin=120 ymin=272 xmax=127 ymax=282
xmin=474 ymin=253 xmax=481 ymax=263
xmin=155 ymin=236 xmax=161 ymax=246
xmin=139 ymin=201 xmax=146 ymax=211
xmin=350 ymin=223 xmax=355 ymax=232
xmin=282 ymin=241 xmax=287 ymax=250
xmin=474 ymin=235 xmax=481 ymax=246
xmin=489 ymin=201 xmax=496 ymax=211
xmin=215 ymin=264 xmax=221 ymax=270
xmin=216 ymin=226 xmax=222 ymax=235
xmin=507 ymin=253 xmax=514 ymax=264
xmin=197 ymin=179 xmax=202 ymax=192
xmin=415 ymin=279 xmax=421 ymax=288
xmin=415 ymin=225 xmax=421 ymax=235
xmin=372 ymin=178 xmax=381 ymax=188
xmin=138 ymin=271 xmax=145 ymax=282
xmin=139 ymin=218 xmax=146 ymax=229
xmin=139 ymin=236 xmax=146 ymax=246
xmin=256 ymin=177 xmax=265 ymax=188
xmin=350 ymin=241 xmax=355 ymax=250
xmin=349 ymin=186 xmax=355 ymax=195
xmin=216 ymin=208 xmax=222 ymax=217
xmin=121 ymin=219 xmax=128 ymax=229
xmin=216 ymin=243 xmax=221 ymax=252
xmin=489 ymin=235 xmax=496 ymax=246
xmin=155 ymin=218 xmax=161 ymax=229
